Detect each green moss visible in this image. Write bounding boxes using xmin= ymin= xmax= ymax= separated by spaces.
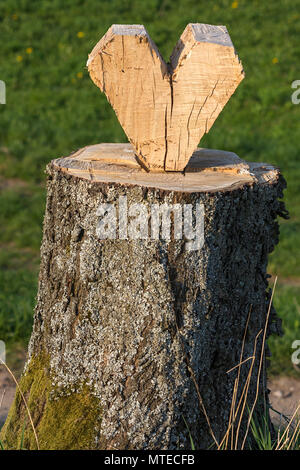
xmin=0 ymin=354 xmax=102 ymax=450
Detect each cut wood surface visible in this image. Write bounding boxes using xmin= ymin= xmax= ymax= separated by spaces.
xmin=87 ymin=24 xmax=244 ymax=171
xmin=55 ymin=143 xmax=279 ymax=193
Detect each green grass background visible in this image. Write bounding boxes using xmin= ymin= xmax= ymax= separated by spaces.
xmin=0 ymin=0 xmax=299 ymax=375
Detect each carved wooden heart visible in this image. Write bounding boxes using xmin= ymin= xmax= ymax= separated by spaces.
xmin=87 ymin=23 xmax=244 ymax=172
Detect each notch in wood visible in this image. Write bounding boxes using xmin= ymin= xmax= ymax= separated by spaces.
xmin=87 ymin=23 xmax=244 ymax=172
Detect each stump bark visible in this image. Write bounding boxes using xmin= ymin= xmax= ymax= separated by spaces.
xmin=1 ymin=144 xmax=287 ymax=450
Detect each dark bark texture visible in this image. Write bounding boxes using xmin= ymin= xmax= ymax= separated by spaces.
xmin=1 ymin=161 xmax=288 ymax=450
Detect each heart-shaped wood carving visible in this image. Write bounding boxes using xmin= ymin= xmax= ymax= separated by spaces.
xmin=87 ymin=23 xmax=244 ymax=172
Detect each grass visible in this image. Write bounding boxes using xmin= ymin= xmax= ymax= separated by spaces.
xmin=269 ymin=284 xmax=300 ymax=376
xmin=0 ymin=248 xmax=38 ymax=346
xmin=0 ymin=0 xmax=299 ymax=377
xmin=249 ymin=409 xmax=300 ymax=450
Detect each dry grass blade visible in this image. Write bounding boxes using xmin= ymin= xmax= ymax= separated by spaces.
xmin=286 ymin=418 xmax=300 ymax=450
xmin=241 ymin=276 xmax=278 ymax=450
xmin=174 ymin=320 xmax=219 ymax=448
xmin=218 ymin=328 xmax=262 ymax=449
xmin=230 ymin=378 xmax=239 ymax=450
xmin=184 ymin=355 xmax=219 ymax=447
xmin=234 ymin=330 xmax=262 ymax=449
xmin=231 ymin=306 xmax=252 ymax=450
xmin=0 ymin=359 xmax=39 ymax=450
xmin=218 ymin=306 xmax=256 ymax=450
xmin=226 ymin=356 xmax=255 ymax=374
xmin=224 ymin=377 xmax=238 ymax=450
xmin=276 ymin=401 xmax=300 ymax=450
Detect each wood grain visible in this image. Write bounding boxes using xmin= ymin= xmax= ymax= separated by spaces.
xmin=54 ymin=143 xmax=279 ymax=193
xmin=87 ymin=24 xmax=244 ymax=172
xmin=87 ymin=25 xmax=170 ymax=171
xmin=167 ymin=24 xmax=244 ymax=170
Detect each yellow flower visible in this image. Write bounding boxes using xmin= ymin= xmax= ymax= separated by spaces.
xmin=12 ymin=14 xmax=18 ymax=20
xmin=232 ymin=1 xmax=238 ymax=8
xmin=16 ymin=55 xmax=23 ymax=62
xmin=77 ymin=31 xmax=85 ymax=38
xmin=77 ymin=72 xmax=83 ymax=79
xmin=26 ymin=47 xmax=33 ymax=54
xmin=272 ymin=57 xmax=279 ymax=64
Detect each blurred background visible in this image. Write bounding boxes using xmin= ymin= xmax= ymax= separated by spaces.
xmin=0 ymin=0 xmax=299 ymax=380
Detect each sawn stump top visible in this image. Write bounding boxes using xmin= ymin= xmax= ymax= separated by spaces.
xmin=53 ymin=143 xmax=280 ymax=193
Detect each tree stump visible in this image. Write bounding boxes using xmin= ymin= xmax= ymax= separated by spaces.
xmin=1 ymin=144 xmax=287 ymax=450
